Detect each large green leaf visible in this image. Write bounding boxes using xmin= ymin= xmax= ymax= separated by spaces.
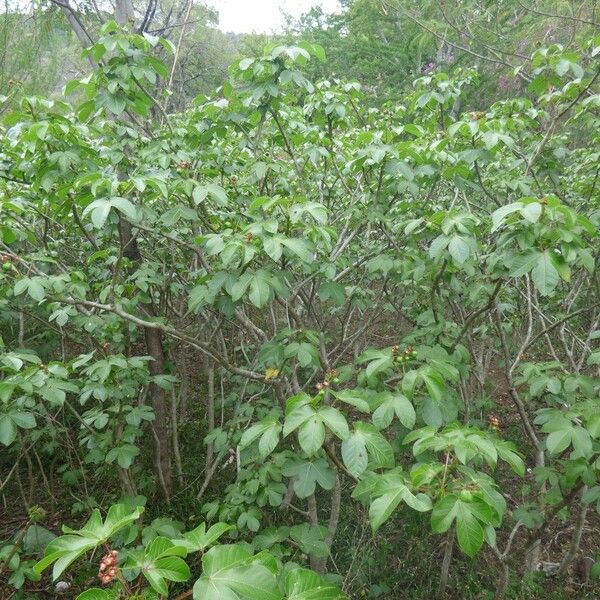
xmin=531 ymin=250 xmax=559 ymax=296
xmin=281 ymin=458 xmax=336 ymax=498
xmin=455 ymin=503 xmax=484 ymax=558
xmin=35 ymin=504 xmax=144 ymax=580
xmin=298 ymin=415 xmax=325 ymax=455
xmin=341 ymin=431 xmax=368 ymax=478
xmin=368 ymin=471 xmax=432 ymax=531
xmin=285 ymin=568 xmax=346 ymax=599
xmin=372 ymin=392 xmax=415 ymax=429
xmin=318 ymin=406 xmax=349 ymax=440
xmin=193 ymin=545 xmax=281 ymax=600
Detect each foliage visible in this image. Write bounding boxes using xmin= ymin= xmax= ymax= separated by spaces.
xmin=1 ymin=6 xmax=600 ymax=600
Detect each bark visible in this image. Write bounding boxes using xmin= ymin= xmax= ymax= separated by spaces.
xmin=307 ymin=494 xmax=321 ymax=572
xmin=205 ymin=359 xmax=215 ymax=472
xmin=115 ymin=0 xmax=135 ymax=27
xmin=311 ymin=475 xmax=341 ymax=573
xmin=54 ymin=0 xmax=173 ymax=496
xmin=558 ymin=486 xmax=589 ymax=576
xmin=494 ymin=560 xmax=509 ymax=600
xmin=437 ymin=528 xmax=454 ymax=599
xmin=118 ymin=216 xmax=173 ymax=499
xmin=118 ymin=467 xmax=138 ymax=497
xmin=171 ymin=386 xmax=184 ymax=487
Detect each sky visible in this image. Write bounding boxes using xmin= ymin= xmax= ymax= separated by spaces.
xmin=213 ymin=0 xmax=341 ymax=34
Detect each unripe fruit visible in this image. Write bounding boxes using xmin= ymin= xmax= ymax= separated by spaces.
xmin=459 ymin=490 xmax=474 ymax=501
xmin=2 ymin=262 xmax=12 ymax=271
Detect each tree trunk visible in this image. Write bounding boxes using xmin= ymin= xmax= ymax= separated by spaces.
xmin=559 ymin=486 xmax=589 ymax=577
xmin=312 ymin=475 xmax=341 ymax=573
xmin=437 ymin=528 xmax=454 ymax=598
xmin=118 ymin=217 xmax=173 ymax=499
xmin=51 ymin=0 xmax=173 ymax=499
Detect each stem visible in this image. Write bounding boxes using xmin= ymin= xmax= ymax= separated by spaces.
xmin=558 ymin=485 xmax=588 ymax=576
xmin=437 ymin=527 xmax=454 ymax=598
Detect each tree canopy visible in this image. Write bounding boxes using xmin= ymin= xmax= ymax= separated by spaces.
xmin=1 ymin=2 xmax=600 ymax=599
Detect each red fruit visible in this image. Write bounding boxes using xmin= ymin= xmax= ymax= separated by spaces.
xmin=110 ymin=550 xmax=118 ymax=557
xmin=108 ymin=567 xmax=117 ymax=577
xmin=316 ymin=383 xmax=323 ymax=391
xmin=322 ymin=380 xmax=330 ymax=387
xmin=102 ymin=575 xmax=111 ymax=585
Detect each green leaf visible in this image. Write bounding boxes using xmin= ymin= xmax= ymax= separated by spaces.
xmin=285 ymin=568 xmax=345 ymax=600
xmin=0 ymin=415 xmax=17 ymax=446
xmin=83 ymin=199 xmax=112 ymax=228
xmin=341 ymin=432 xmax=368 ymax=478
xmin=448 ymin=235 xmax=471 ymax=265
xmin=258 ymin=423 xmax=281 ymax=458
xmin=193 ymin=545 xmax=280 ymax=600
xmin=76 ymin=590 xmax=113 ymax=600
xmin=283 ymin=403 xmax=315 ymax=437
xmin=172 ymin=522 xmax=234 ymax=554
xmin=455 ymin=505 xmax=484 ymax=558
xmin=363 ymin=350 xmax=393 ymax=378
xmin=281 ymin=238 xmax=313 ymax=263
xmin=282 ymin=458 xmax=336 ymax=498
xmin=35 ymin=504 xmax=143 ymax=580
xmin=586 ymin=351 xmax=600 ymax=365
xmin=152 ymin=555 xmax=191 ymax=582
xmin=289 ymin=524 xmax=329 ymax=557
xmin=318 ymin=406 xmax=349 ymax=440
xmin=369 ymin=471 xmax=432 ymax=532
xmin=331 ymin=389 xmax=370 ymax=413
xmin=431 ymin=494 xmax=459 ymax=534
xmin=356 ymin=422 xmax=395 ymax=469
xmin=546 ymin=429 xmax=572 ymax=455
xmin=496 ymin=441 xmax=525 ymax=476
xmin=372 ymin=392 xmax=415 ymax=430
xmin=520 ymin=202 xmax=542 ymax=223
xmin=248 ymin=270 xmax=272 ymax=308
xmin=531 ymin=251 xmax=559 ymax=296
xmin=491 ymin=202 xmax=522 ymax=232
xmin=298 ymin=416 xmax=325 ymax=456
xmin=110 ymin=196 xmax=138 ymax=221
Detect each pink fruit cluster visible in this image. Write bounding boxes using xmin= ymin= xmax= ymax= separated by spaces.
xmin=98 ymin=549 xmax=119 ymax=586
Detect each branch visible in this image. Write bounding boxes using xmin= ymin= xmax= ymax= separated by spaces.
xmin=452 ymin=279 xmax=502 ymax=349
xmin=60 ymin=297 xmax=265 ymax=380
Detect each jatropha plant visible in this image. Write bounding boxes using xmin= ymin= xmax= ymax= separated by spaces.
xmin=1 ymin=15 xmax=599 ymax=600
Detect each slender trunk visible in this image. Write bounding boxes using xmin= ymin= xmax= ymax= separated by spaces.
xmin=205 ymin=359 xmax=215 ymax=472
xmin=312 ymin=475 xmax=341 ymax=573
xmin=558 ymin=486 xmax=589 ymax=576
xmin=171 ymin=387 xmax=184 ymax=488
xmin=494 ymin=561 xmax=509 ymax=600
xmin=437 ymin=528 xmax=454 ymax=599
xmin=118 ymin=217 xmax=172 ymax=499
xmin=307 ymin=494 xmax=322 ymax=573
xmin=143 ymin=310 xmax=172 ymax=499
xmin=18 ymin=311 xmax=24 ymax=346
xmin=115 ymin=0 xmax=135 ymax=26
xmin=118 ymin=467 xmax=138 ymax=497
